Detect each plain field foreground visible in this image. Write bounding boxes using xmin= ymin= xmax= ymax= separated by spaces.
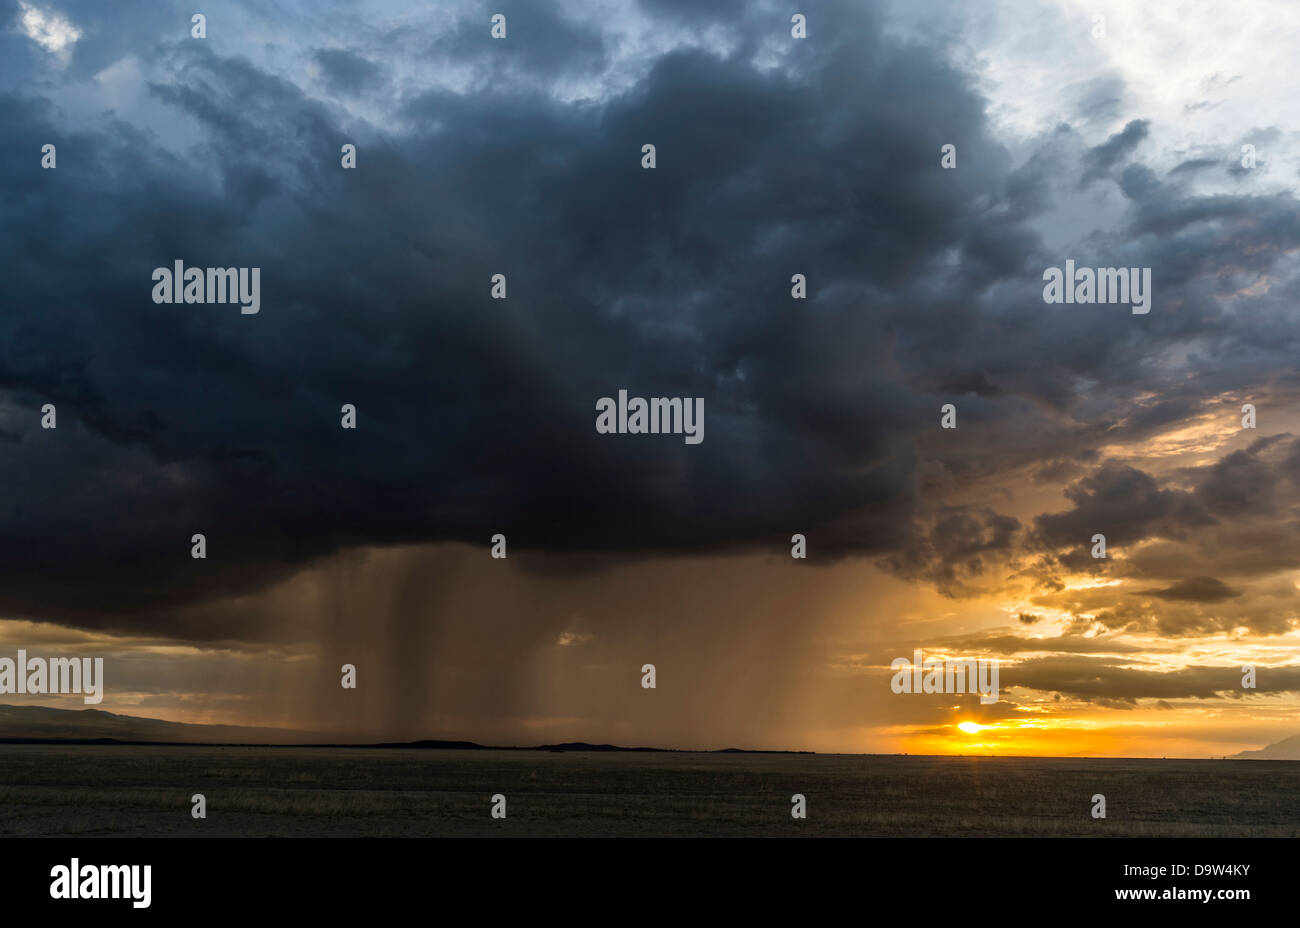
xmin=0 ymin=745 xmax=1297 ymax=837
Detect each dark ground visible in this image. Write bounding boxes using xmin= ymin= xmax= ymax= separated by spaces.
xmin=1 ymin=745 xmax=1296 ymax=837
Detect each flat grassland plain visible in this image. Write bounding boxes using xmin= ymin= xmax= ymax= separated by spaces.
xmin=1 ymin=746 xmax=1296 ymax=837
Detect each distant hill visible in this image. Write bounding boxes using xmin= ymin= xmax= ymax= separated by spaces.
xmin=0 ymin=704 xmax=320 ymax=744
xmin=1231 ymin=733 xmax=1300 ymax=760
xmin=0 ymin=705 xmax=811 ymax=753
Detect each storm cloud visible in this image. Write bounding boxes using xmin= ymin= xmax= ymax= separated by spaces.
xmin=4 ymin=0 xmax=1300 ymax=753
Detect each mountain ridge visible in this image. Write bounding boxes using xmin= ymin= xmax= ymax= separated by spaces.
xmin=1229 ymin=733 xmax=1300 ymax=760
xmin=0 ymin=704 xmax=812 ymax=753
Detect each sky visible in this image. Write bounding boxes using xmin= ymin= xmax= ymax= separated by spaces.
xmin=3 ymin=0 xmax=1300 ymax=756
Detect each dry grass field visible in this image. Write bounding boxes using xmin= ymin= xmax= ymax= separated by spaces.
xmin=1 ymin=746 xmax=1297 ymax=837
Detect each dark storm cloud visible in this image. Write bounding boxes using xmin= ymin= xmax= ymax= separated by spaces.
xmin=313 ymin=48 xmax=385 ymax=96
xmin=1243 ymin=126 xmax=1281 ymax=145
xmin=5 ymin=0 xmax=1300 ymax=641
xmin=882 ymin=506 xmax=1021 ymax=596
xmin=1033 ymin=462 xmax=1213 ymax=557
xmin=421 ymin=0 xmax=608 ymax=87
xmin=935 ymin=631 xmax=1155 ymax=655
xmin=1167 ymin=158 xmax=1220 ymax=177
xmin=1080 ymin=118 xmax=1148 ymax=186
xmin=1 ymin=0 xmax=982 ymax=631
xmin=1024 ymin=556 xmax=1300 ymax=637
xmin=1137 ymin=576 xmax=1240 ymax=603
xmin=636 ymin=0 xmax=750 ymax=23
xmin=1193 ymin=437 xmax=1284 ymax=515
xmin=1065 ymin=74 xmax=1127 ymax=129
xmin=1007 ymin=656 xmax=1300 ymax=704
xmin=1010 ymin=430 xmax=1300 ymax=628
xmin=1282 ymin=436 xmax=1300 ymax=483
xmin=1029 ymin=450 xmax=1097 ymax=485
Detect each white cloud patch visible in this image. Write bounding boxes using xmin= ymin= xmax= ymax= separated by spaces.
xmin=18 ymin=1 xmax=81 ymax=56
